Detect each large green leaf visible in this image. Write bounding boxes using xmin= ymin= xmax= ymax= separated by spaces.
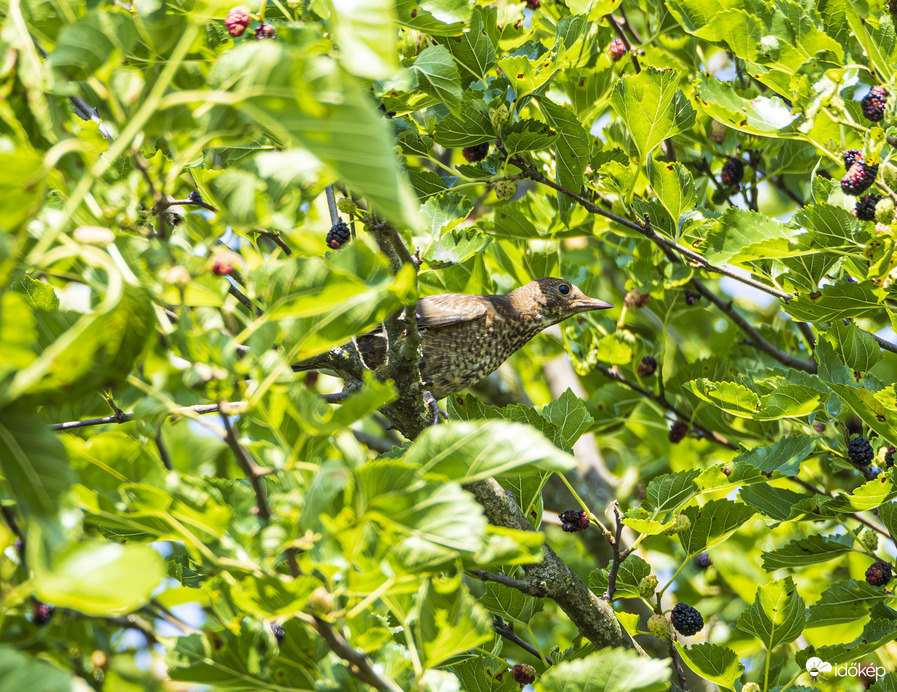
xmin=609 ymin=67 xmax=696 ymax=161
xmin=404 ymin=420 xmax=577 ymax=482
xmin=736 ymin=577 xmax=804 ymax=648
xmin=535 ymin=648 xmax=670 ymax=691
xmin=331 ymin=0 xmax=399 ymax=79
xmin=32 ymin=540 xmax=164 ymax=616
xmin=0 ymin=411 xmax=73 ymax=518
xmin=208 ymin=43 xmax=421 ymax=229
xmin=675 ymin=642 xmax=744 ymax=691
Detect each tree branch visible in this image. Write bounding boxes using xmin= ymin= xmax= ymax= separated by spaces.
xmin=492 ymin=617 xmax=554 ymax=666
xmin=515 ymin=157 xmax=793 ymax=301
xmin=220 ymin=407 xmax=271 ymax=522
xmin=594 ymin=364 xmax=737 ymax=449
xmin=465 ymin=478 xmax=646 ymax=654
xmin=602 ymin=502 xmax=625 ymax=602
xmin=49 ymin=402 xmax=248 ymax=431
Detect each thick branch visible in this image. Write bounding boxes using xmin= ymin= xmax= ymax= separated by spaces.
xmin=465 ymin=478 xmax=646 ymax=654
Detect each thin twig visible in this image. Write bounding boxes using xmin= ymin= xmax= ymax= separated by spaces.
xmin=610 ymin=16 xmax=639 ymax=72
xmin=49 ymin=402 xmax=247 ymax=431
xmin=492 ymin=617 xmax=554 ymax=666
xmin=283 ymin=538 xmax=402 ymax=691
xmin=689 ymin=279 xmax=817 ymax=373
xmin=220 ymin=408 xmax=271 ymax=522
xmin=325 ymin=185 xmax=340 ymax=225
xmin=253 ymin=227 xmax=293 ymax=256
xmin=602 ymin=502 xmax=626 ymax=602
xmin=516 ymin=157 xmax=792 ymax=301
xmin=594 ymin=364 xmax=737 ymax=449
xmin=667 ymin=637 xmax=690 ymax=690
xmin=155 ymin=430 xmax=173 ymax=471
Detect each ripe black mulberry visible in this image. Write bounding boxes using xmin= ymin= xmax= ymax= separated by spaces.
xmin=670 ymin=602 xmax=703 ymax=636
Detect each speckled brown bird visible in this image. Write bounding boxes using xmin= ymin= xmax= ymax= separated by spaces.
xmin=308 ymin=278 xmax=612 ymax=400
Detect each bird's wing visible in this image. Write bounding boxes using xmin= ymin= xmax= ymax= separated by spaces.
xmin=416 ymin=294 xmax=489 ymax=327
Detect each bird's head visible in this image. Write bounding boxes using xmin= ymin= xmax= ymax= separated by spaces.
xmin=510 ymin=278 xmax=613 ymax=326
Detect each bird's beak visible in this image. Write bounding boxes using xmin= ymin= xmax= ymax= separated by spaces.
xmin=573 ymin=296 xmax=614 ymax=312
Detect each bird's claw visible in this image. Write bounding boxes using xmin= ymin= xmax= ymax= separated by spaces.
xmin=423 ymin=390 xmax=449 ymax=426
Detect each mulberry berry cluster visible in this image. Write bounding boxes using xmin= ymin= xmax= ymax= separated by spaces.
xmin=856 ymin=194 xmax=883 ymax=221
xmin=865 ymin=560 xmax=892 ymax=587
xmin=511 ymin=663 xmax=536 ymax=685
xmin=326 ymin=222 xmax=351 ymax=249
xmin=608 ymin=38 xmax=627 ymax=62
xmin=668 ymin=420 xmax=688 ymax=443
xmin=861 ymin=86 xmax=888 ymax=122
xmin=558 ymin=508 xmax=589 ymax=532
xmin=841 ymin=161 xmax=878 ymax=196
xmin=720 ymin=157 xmax=744 ymax=186
xmin=637 ymin=355 xmax=657 ymax=377
xmin=848 ymin=436 xmax=874 ymax=467
xmin=670 ymin=602 xmax=704 ymax=636
xmin=462 ymin=143 xmax=490 ymax=163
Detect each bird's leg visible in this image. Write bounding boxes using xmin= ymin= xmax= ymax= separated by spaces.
xmin=423 ymin=390 xmax=449 ymax=425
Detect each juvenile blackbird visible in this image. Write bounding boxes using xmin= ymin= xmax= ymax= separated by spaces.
xmin=296 ymin=278 xmax=612 ymax=399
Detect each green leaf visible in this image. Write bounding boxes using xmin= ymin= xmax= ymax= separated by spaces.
xmin=703 ymin=208 xmax=801 ymax=264
xmin=424 ymin=228 xmax=492 ymax=268
xmin=677 ymin=499 xmax=756 ymax=555
xmin=760 ymin=533 xmax=854 ymax=570
xmin=784 ymin=282 xmax=886 ymax=323
xmin=453 ymin=656 xmax=519 ymax=692
xmin=648 ymin=158 xmax=696 ymax=225
xmin=33 ymin=540 xmax=164 ymax=616
xmin=736 ymin=577 xmax=804 ymax=648
xmin=826 ymin=321 xmax=881 ymax=372
xmin=331 ymin=0 xmax=399 ymax=79
xmin=0 ymin=292 xmax=37 ymax=383
xmin=421 ymin=192 xmax=475 ymax=236
xmin=823 ymin=475 xmax=897 ymax=512
xmin=221 ymin=574 xmax=321 ymax=618
xmin=686 ymin=379 xmax=760 ymax=417
xmin=418 ymin=576 xmax=492 ymax=667
xmin=821 ymin=382 xmax=897 ymax=447
xmin=733 ymin=434 xmax=817 ymax=475
xmin=675 ymin=642 xmax=744 ymax=691
xmin=539 ymin=389 xmax=594 ymax=449
xmin=413 ymin=45 xmax=464 ymax=113
xmin=48 ymin=9 xmax=137 ymax=80
xmin=404 ymin=421 xmax=577 ymax=483
xmin=0 ymin=411 xmax=73 ymax=518
xmin=0 ymin=647 xmax=76 ymax=692
xmin=0 ymin=147 xmax=46 ymax=233
xmin=806 ymin=579 xmax=890 ymax=627
xmin=694 ymin=76 xmax=801 ymax=135
xmin=588 ymin=555 xmax=652 ymax=599
xmin=479 ymin=580 xmax=543 ymax=623
xmin=433 ymin=105 xmax=495 ymax=147
xmin=439 ymin=9 xmax=495 ymax=88
xmin=739 ymin=484 xmax=809 ymax=522
xmin=643 ymin=470 xmax=701 ymax=512
xmin=537 ymin=98 xmax=591 ymax=224
xmin=810 ymin=618 xmax=897 ymax=666
xmin=209 ymin=43 xmax=422 ymax=229
xmin=609 ymin=67 xmax=696 ymax=161
xmin=10 ymin=275 xmax=59 ymax=312
xmin=535 ymin=648 xmax=670 ymax=691
xmin=503 ymin=119 xmax=558 ymax=156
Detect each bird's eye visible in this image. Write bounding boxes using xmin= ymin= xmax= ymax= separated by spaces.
xmin=558 ymin=284 xmax=571 ymax=295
